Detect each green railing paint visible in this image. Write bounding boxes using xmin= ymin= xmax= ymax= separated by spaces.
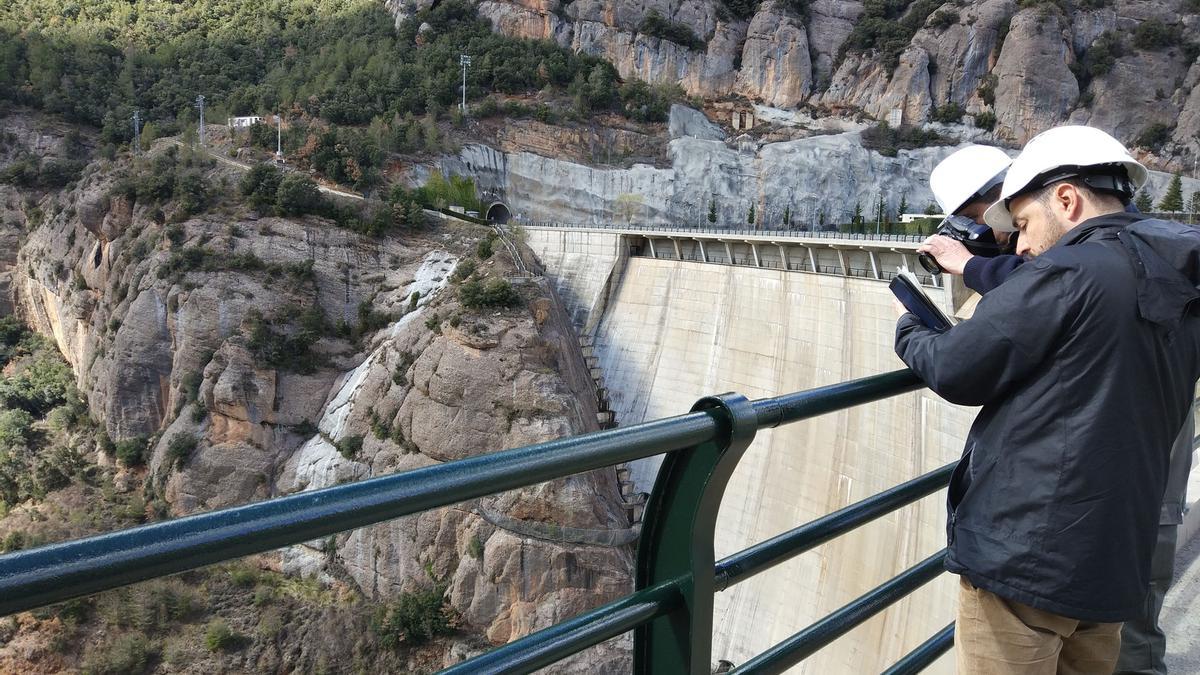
xmin=881 ymin=623 xmax=956 ymax=675
xmin=0 ymin=368 xmax=954 ymax=674
xmin=732 ymin=551 xmax=949 ymax=675
xmin=714 ymin=462 xmax=954 ymax=592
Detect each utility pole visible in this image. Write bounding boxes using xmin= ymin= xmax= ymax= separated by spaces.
xmin=132 ymin=110 xmax=141 ymax=156
xmin=195 ymin=95 xmax=206 ymax=147
xmin=459 ymin=54 xmax=471 ymax=114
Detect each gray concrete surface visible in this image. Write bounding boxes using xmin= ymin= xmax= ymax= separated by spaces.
xmin=1164 ymin=521 xmax=1200 ymax=674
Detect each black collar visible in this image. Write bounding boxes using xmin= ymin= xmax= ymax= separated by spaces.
xmin=1057 ymin=211 xmax=1147 ymax=248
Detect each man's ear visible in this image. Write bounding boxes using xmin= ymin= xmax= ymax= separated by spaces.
xmin=1054 ymin=183 xmax=1083 ymax=220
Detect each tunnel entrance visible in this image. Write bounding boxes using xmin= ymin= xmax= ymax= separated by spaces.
xmin=486 ymin=202 xmax=511 ymax=224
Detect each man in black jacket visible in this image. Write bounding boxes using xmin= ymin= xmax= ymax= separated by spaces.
xmin=895 ymin=125 xmax=1200 ymax=673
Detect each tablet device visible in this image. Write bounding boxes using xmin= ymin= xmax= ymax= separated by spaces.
xmin=890 ymin=272 xmax=954 ymax=332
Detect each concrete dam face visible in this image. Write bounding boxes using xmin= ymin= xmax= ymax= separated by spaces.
xmin=527 ymin=226 xmax=971 ymax=673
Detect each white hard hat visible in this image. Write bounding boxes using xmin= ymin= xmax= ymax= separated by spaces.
xmin=982 ymin=125 xmax=1147 ymax=232
xmin=929 ymin=145 xmax=1012 ymax=215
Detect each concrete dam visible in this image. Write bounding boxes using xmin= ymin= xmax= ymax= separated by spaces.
xmin=525 ymin=225 xmax=971 ymax=673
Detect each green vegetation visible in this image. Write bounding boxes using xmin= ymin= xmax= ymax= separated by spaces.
xmin=973 ymin=111 xmax=997 ymax=131
xmin=841 ymin=0 xmax=943 ymax=71
xmin=1072 ymin=32 xmax=1124 ymax=91
xmin=860 ymin=123 xmax=950 ymax=157
xmin=930 ymin=102 xmax=965 ymax=124
xmin=165 ymin=432 xmax=197 ymax=470
xmin=112 ymin=146 xmax=214 ymax=220
xmin=1134 ymin=122 xmax=1173 ymax=153
xmin=204 ymin=619 xmax=245 ymax=652
xmin=80 ymin=633 xmax=157 ymax=674
xmin=0 ymin=318 xmax=103 ymax=509
xmin=0 ymin=0 xmax=670 ymax=154
xmin=335 ymin=435 xmax=364 ymax=460
xmin=372 ymin=586 xmax=455 ymax=647
xmin=638 ymin=10 xmax=705 ymax=51
xmin=245 ymin=307 xmax=329 ymax=374
xmin=1159 ymin=174 xmax=1184 ymax=212
xmin=928 ymin=9 xmax=959 ymax=29
xmin=458 ymin=278 xmax=520 ymax=309
xmin=114 ymin=436 xmax=150 ymax=467
xmin=1132 ymin=19 xmax=1183 ymax=50
xmin=1135 ymin=190 xmax=1154 ymax=212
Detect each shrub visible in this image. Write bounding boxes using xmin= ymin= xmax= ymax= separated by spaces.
xmin=450 ymin=259 xmax=477 ymax=282
xmin=204 ymin=619 xmax=244 ymax=652
xmin=860 ymin=123 xmax=950 ymax=157
xmin=1132 ymin=19 xmax=1182 ymax=50
xmin=275 ymin=173 xmax=325 ymax=216
xmin=476 ymin=237 xmax=494 ymax=260
xmin=114 ymin=436 xmax=149 ymax=467
xmin=458 ymin=278 xmax=520 ymax=309
xmin=240 ymin=163 xmax=283 ymax=211
xmin=973 ymin=111 xmax=997 ymax=131
xmin=928 ymin=9 xmax=959 ymax=29
xmin=930 ymin=102 xmax=965 ymax=124
xmin=80 ymin=634 xmax=157 ymax=675
xmin=373 ymin=586 xmax=453 ymax=648
xmin=165 ymin=432 xmax=198 ymax=470
xmin=0 ymin=409 xmax=34 ymax=447
xmin=335 ymin=435 xmax=363 ymax=460
xmin=1134 ymin=122 xmax=1173 ymax=152
xmin=638 ymin=10 xmax=706 ymax=51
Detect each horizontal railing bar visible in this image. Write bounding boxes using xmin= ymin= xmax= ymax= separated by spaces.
xmin=880 ymin=622 xmax=955 ymax=675
xmin=731 ymin=550 xmax=948 ymax=675
xmin=714 ymin=462 xmax=954 ymax=591
xmin=753 ymin=370 xmax=924 ymax=429
xmin=0 ymin=411 xmax=719 ymax=616
xmin=438 ymin=577 xmax=684 ymax=675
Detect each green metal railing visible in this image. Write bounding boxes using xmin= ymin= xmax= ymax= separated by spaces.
xmin=0 ymin=368 xmax=956 ymax=673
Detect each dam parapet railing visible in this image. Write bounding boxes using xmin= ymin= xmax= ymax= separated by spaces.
xmin=0 ymin=370 xmax=955 ymax=674
xmin=520 ymin=221 xmax=945 ymax=288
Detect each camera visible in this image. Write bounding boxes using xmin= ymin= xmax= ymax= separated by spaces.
xmin=918 ymin=215 xmax=1006 ymax=274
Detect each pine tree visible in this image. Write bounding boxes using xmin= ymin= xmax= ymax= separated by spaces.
xmin=851 ymin=201 xmax=863 ymax=225
xmin=1158 ymin=173 xmax=1184 ymax=212
xmin=747 ymin=203 xmax=756 ymax=226
xmin=708 ymin=198 xmax=717 ymax=224
xmin=1135 ymin=190 xmax=1154 ymax=212
xmin=1189 ymin=191 xmax=1200 ymax=215
xmin=898 ymin=195 xmax=909 ymax=216
xmin=782 ymin=205 xmax=791 ymax=228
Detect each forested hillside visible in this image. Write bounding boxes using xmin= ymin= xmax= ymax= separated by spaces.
xmin=0 ymin=0 xmax=679 ymax=188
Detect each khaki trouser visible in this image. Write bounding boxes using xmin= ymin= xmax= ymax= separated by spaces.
xmin=956 ymin=576 xmax=1123 ymax=674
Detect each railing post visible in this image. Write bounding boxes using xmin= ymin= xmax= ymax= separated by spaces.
xmin=634 ymin=393 xmax=758 ymax=674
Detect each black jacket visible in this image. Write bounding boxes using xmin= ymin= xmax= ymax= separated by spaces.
xmin=895 ymin=212 xmax=1200 ymax=622
xmin=963 ymin=254 xmax=1023 ymax=294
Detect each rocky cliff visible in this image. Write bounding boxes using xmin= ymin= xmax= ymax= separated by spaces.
xmin=449 ymin=0 xmax=1200 ymax=163
xmin=0 ymin=111 xmax=634 ymax=671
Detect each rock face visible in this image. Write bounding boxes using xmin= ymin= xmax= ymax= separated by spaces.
xmin=446 ymin=107 xmax=967 ymax=228
xmin=992 ymin=10 xmax=1078 ymax=145
xmin=5 ymin=119 xmax=635 ymax=670
xmin=454 ymin=0 xmax=1200 ymax=160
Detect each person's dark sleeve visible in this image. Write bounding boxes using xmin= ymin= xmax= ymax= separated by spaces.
xmin=895 ymin=259 xmax=1074 ymax=406
xmin=962 ymin=254 xmax=1025 ymax=294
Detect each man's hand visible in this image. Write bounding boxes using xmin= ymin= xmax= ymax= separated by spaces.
xmin=918 ymin=235 xmax=974 ymax=275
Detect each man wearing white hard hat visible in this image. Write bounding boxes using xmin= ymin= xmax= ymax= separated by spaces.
xmin=921 ymin=144 xmax=1023 ymax=292
xmin=893 ymin=125 xmax=1200 ymax=674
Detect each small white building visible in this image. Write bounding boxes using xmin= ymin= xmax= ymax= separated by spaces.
xmin=227 ymin=116 xmax=264 ymax=129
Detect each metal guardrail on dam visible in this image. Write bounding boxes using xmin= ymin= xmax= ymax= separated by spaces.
xmin=0 ymin=370 xmax=957 ymax=674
